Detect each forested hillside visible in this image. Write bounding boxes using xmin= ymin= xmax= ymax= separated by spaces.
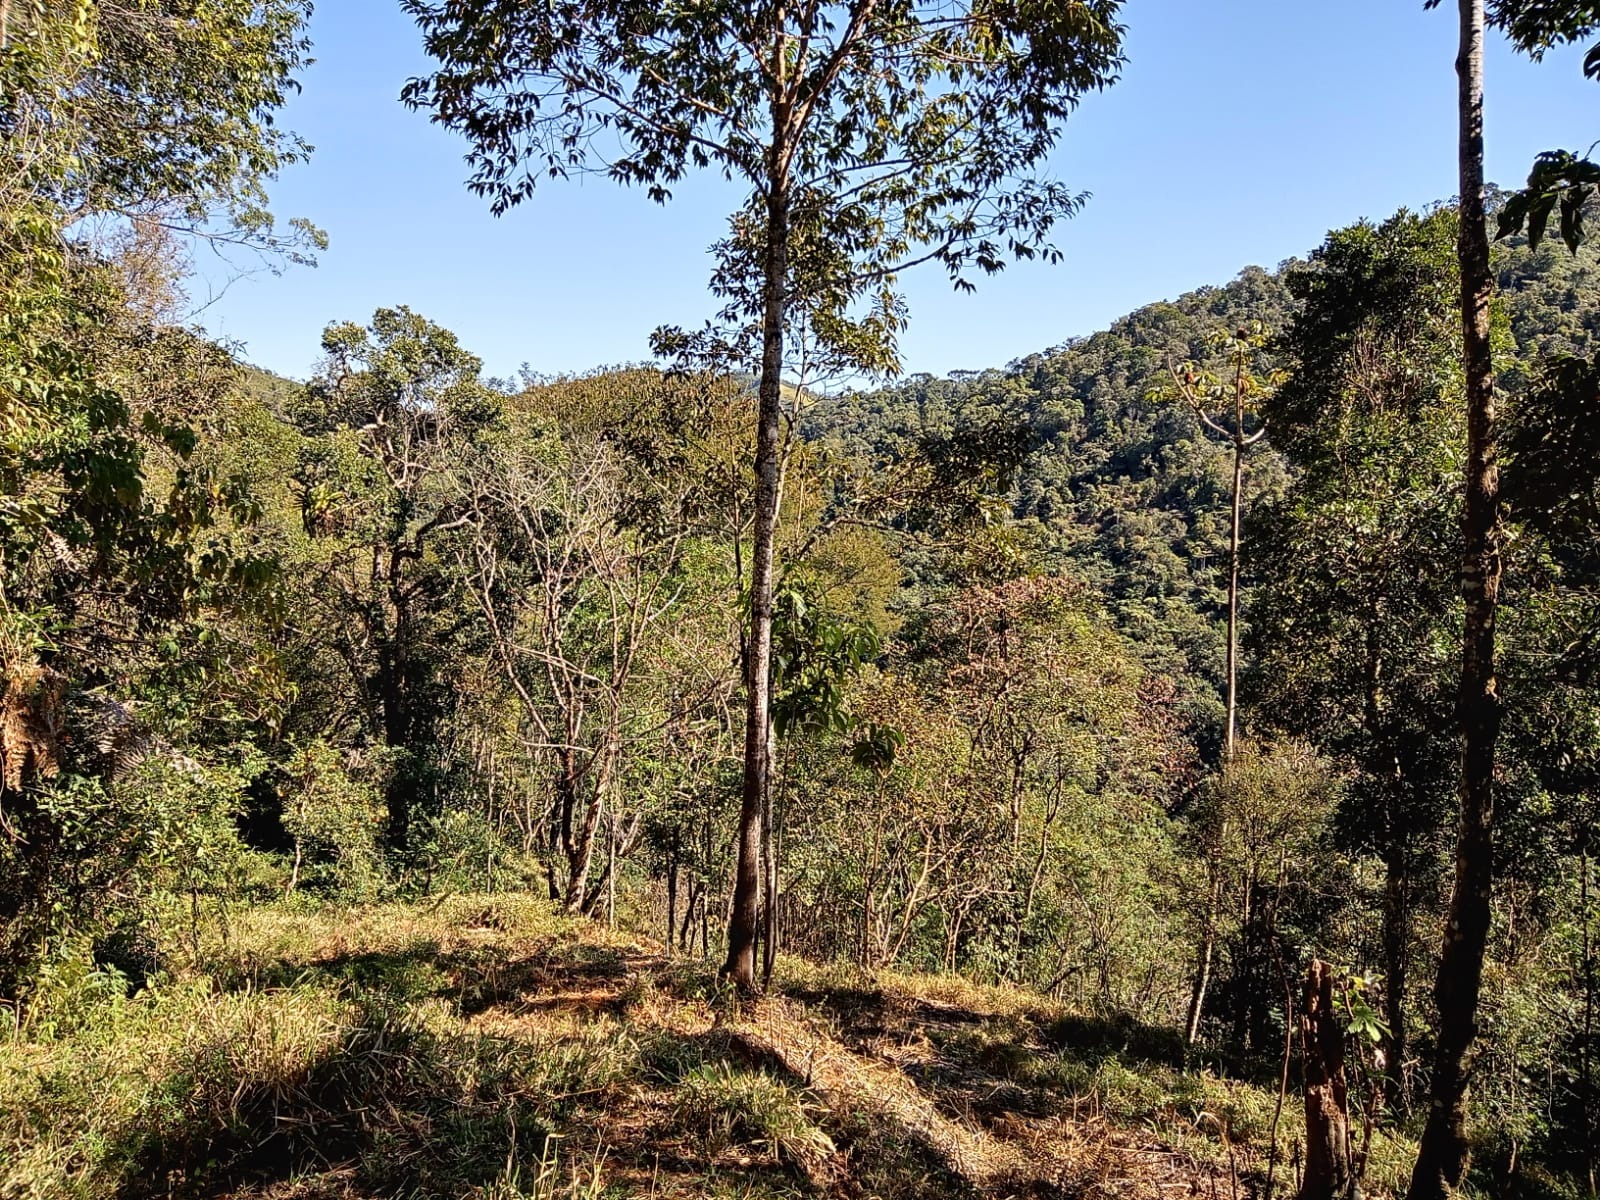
xmin=9 ymin=1 xmax=1600 ymax=1198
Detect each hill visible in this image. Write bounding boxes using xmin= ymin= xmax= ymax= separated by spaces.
xmin=811 ymin=209 xmax=1600 ymax=746
xmin=0 ymin=894 xmax=1415 ymax=1199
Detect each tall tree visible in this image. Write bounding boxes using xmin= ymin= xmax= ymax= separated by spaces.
xmin=1254 ymin=209 xmax=1464 ymax=1107
xmin=447 ymin=418 xmax=705 ymax=915
xmin=1410 ymin=2 xmax=1504 ymax=1195
xmin=1160 ymin=326 xmax=1275 ymax=1046
xmin=1163 ymin=324 xmax=1273 ymax=765
xmin=0 ymin=0 xmax=315 ymax=984
xmin=402 ymin=0 xmax=1125 ymax=989
xmin=292 ymin=309 xmax=499 ymax=851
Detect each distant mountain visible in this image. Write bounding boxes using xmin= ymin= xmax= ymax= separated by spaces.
xmin=809 ymin=211 xmax=1600 ymax=749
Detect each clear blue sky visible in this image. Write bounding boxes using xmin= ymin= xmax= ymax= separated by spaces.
xmin=192 ymin=0 xmax=1599 ymax=384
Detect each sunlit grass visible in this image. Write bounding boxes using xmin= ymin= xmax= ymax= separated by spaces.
xmin=0 ymin=894 xmax=1422 ymax=1199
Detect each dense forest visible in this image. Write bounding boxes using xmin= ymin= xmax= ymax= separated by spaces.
xmin=6 ymin=1 xmax=1600 ymax=1198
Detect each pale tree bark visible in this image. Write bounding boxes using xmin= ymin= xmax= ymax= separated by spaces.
xmin=453 ymin=436 xmax=689 ymax=919
xmin=1224 ymin=389 xmax=1246 ymax=760
xmin=1409 ymin=2 xmax=1503 ymax=1195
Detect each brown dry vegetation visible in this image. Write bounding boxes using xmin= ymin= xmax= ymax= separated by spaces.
xmin=0 ymin=896 xmax=1415 ymax=1199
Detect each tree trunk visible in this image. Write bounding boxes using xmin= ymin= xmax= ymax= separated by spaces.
xmin=1185 ymin=864 xmax=1221 ymax=1045
xmin=1364 ymin=620 xmax=1411 ymax=1111
xmin=1185 ymin=403 xmax=1247 ymax=1046
xmin=762 ymin=749 xmax=779 ymax=988
xmin=1409 ymin=3 xmax=1502 ymax=1196
xmin=680 ymin=878 xmax=700 ymax=954
xmin=1224 ymin=430 xmax=1244 ymax=762
xmin=1382 ymin=840 xmax=1411 ymax=1111
xmin=722 ymin=164 xmax=790 ymax=993
xmin=563 ymin=739 xmax=616 ymax=915
xmin=667 ymin=854 xmax=679 ymax=953
xmin=378 ymin=649 xmax=415 ymax=852
xmin=1300 ymin=959 xmax=1352 ymax=1200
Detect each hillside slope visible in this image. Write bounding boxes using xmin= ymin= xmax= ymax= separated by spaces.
xmin=810 ymin=218 xmax=1600 ymax=745
xmin=0 ymin=896 xmax=1414 ymax=1199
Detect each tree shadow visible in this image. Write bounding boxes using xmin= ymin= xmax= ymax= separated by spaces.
xmin=213 ymin=935 xmax=662 ymax=1020
xmin=1042 ymin=1011 xmax=1187 ymax=1069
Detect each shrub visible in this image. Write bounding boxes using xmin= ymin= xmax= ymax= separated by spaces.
xmin=278 ymin=740 xmax=388 ymax=899
xmin=675 ymin=1062 xmax=835 ymax=1174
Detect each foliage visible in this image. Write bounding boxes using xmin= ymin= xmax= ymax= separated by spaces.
xmin=1 ymin=0 xmax=321 ymax=254
xmin=278 ymin=740 xmax=389 ymax=899
xmin=13 ymin=10 xmax=1600 ymax=1181
xmin=404 ymin=0 xmax=1126 ymax=376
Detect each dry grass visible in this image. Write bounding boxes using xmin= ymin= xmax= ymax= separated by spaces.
xmin=0 ymin=897 xmax=1416 ymax=1199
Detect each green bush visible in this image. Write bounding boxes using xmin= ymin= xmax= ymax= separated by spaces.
xmin=1 ymin=755 xmax=256 ymax=996
xmin=675 ymin=1062 xmax=835 ymax=1172
xmin=278 ymin=740 xmax=389 ymax=899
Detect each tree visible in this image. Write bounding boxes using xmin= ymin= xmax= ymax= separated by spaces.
xmin=1 ymin=0 xmax=320 ymax=262
xmin=0 ymin=0 xmax=314 ymax=987
xmin=1409 ymin=2 xmax=1504 ymax=1196
xmin=402 ymin=0 xmax=1125 ymax=990
xmin=448 ymin=420 xmax=707 ymax=915
xmin=1253 ymin=209 xmax=1464 ymax=1107
xmin=291 ymin=308 xmax=500 ymax=851
xmin=1300 ymin=960 xmax=1353 ymax=1200
xmin=1161 ymin=324 xmax=1274 ymax=764
xmin=1157 ymin=324 xmax=1276 ymax=1046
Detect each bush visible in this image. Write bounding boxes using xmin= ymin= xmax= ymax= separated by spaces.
xmin=1 ymin=756 xmax=255 ymax=997
xmin=675 ymin=1061 xmax=835 ymax=1174
xmin=278 ymin=740 xmax=388 ymax=899
xmin=409 ymin=807 xmax=543 ymax=895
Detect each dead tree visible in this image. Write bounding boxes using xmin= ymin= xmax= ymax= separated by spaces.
xmin=1300 ymin=959 xmax=1352 ymax=1200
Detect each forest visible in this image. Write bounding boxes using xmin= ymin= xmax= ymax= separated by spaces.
xmin=4 ymin=1 xmax=1600 ymax=1198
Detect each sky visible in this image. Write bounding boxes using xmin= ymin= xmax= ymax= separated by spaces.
xmin=191 ymin=0 xmax=1600 ymax=384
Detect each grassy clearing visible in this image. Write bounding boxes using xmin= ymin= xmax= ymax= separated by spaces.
xmin=0 ymin=897 xmax=1416 ymax=1199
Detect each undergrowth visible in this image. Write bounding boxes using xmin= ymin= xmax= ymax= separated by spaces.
xmin=0 ymin=895 xmax=1419 ymax=1199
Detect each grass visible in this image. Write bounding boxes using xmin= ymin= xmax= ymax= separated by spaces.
xmin=674 ymin=1061 xmax=836 ymax=1176
xmin=0 ymin=895 xmax=1421 ymax=1199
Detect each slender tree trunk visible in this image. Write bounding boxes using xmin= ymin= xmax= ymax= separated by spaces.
xmin=1235 ymin=870 xmax=1259 ymax=1052
xmin=378 ymin=651 xmax=415 ymax=852
xmin=1364 ymin=619 xmax=1412 ymax=1110
xmin=1265 ymin=933 xmax=1295 ymax=1200
xmin=608 ymin=831 xmax=617 ymax=927
xmin=1224 ymin=431 xmax=1244 ymax=762
xmin=667 ymin=853 xmax=679 ymax=953
xmin=1301 ymin=960 xmax=1352 ymax=1200
xmin=378 ymin=553 xmax=425 ymax=853
xmin=723 ymin=164 xmax=790 ymax=993
xmin=1583 ymin=833 xmax=1595 ymax=1194
xmin=1185 ymin=862 xmax=1221 ymax=1045
xmin=1184 ymin=385 xmax=1250 ymax=1046
xmin=1409 ymin=4 xmax=1502 ymax=1195
xmin=700 ymin=886 xmax=710 ymax=959
xmin=564 ymin=739 xmax=616 ymax=915
xmin=762 ymin=748 xmax=779 ymax=988
xmin=1382 ymin=841 xmax=1411 ymax=1111
xmin=680 ymin=878 xmax=699 ymax=953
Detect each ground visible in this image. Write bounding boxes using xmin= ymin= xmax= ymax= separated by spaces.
xmin=0 ymin=895 xmax=1414 ymax=1199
